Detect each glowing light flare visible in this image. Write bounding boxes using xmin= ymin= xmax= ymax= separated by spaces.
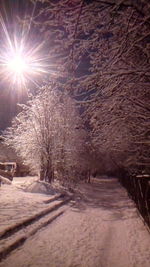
xmin=7 ymin=54 xmax=27 ymax=75
xmin=0 ymin=43 xmax=49 ymax=87
xmin=0 ymin=8 xmax=55 ymax=90
xmin=4 ymin=51 xmax=33 ymax=85
xmin=3 ymin=50 xmax=30 ymax=85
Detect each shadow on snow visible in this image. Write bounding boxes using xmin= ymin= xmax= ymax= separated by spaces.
xmin=70 ymin=177 xmax=137 ymax=221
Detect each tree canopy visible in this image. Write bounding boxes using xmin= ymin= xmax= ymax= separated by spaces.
xmin=3 ymin=0 xmax=150 ymax=178
xmin=4 ymin=85 xmax=88 ymax=183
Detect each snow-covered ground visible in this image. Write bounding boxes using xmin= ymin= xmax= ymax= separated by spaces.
xmin=0 ymin=177 xmax=150 ymax=267
xmin=0 ymin=178 xmax=57 ymax=229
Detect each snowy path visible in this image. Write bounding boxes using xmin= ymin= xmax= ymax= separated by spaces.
xmin=0 ymin=178 xmax=150 ymax=267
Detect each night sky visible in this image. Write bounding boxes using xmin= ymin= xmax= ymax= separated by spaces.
xmin=0 ymin=0 xmax=89 ymax=132
xmin=0 ymin=0 xmax=44 ymax=132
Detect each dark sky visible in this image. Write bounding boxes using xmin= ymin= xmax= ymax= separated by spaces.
xmin=0 ymin=0 xmax=42 ymax=132
xmin=0 ymin=0 xmax=88 ymax=132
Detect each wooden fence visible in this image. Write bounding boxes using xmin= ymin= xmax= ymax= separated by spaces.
xmin=119 ymin=174 xmax=150 ymax=229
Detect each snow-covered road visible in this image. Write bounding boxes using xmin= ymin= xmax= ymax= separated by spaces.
xmin=0 ymin=178 xmax=150 ymax=267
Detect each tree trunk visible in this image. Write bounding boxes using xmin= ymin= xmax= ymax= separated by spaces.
xmin=40 ymin=155 xmax=45 ymax=181
xmin=87 ymin=170 xmax=91 ymax=183
xmin=45 ymin=159 xmax=54 ymax=183
xmin=39 ymin=168 xmax=45 ymax=181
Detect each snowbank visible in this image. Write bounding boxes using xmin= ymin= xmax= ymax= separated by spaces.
xmin=24 ymin=180 xmax=56 ymax=195
xmin=0 ymin=175 xmax=12 ymax=185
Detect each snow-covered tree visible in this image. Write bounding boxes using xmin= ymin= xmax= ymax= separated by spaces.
xmin=4 ymin=84 xmax=87 ymax=183
xmin=88 ymin=84 xmax=150 ymax=174
xmin=22 ymin=0 xmax=150 ymax=174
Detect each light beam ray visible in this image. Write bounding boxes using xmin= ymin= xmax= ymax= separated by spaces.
xmin=0 ymin=3 xmax=53 ymax=92
xmin=0 ymin=27 xmax=48 ymax=90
